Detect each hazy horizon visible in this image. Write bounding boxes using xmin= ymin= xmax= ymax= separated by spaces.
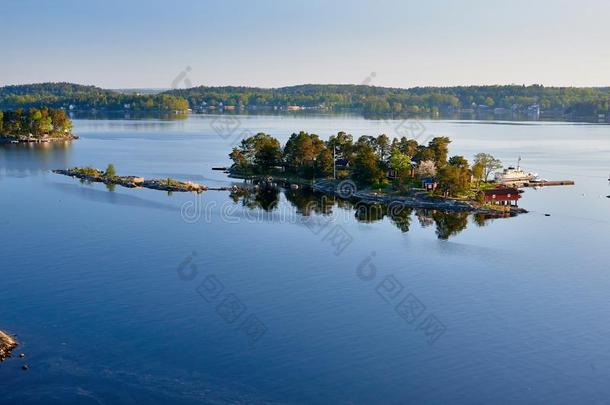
xmin=4 ymin=82 xmax=610 ymax=91
xmin=1 ymin=0 xmax=609 ymax=89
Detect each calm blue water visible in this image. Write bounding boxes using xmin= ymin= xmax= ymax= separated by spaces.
xmin=1 ymin=115 xmax=609 ymax=404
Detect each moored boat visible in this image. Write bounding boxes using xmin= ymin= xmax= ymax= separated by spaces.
xmin=494 ymin=157 xmax=538 ymax=183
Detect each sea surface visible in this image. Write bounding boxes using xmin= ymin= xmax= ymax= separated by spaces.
xmin=1 ymin=114 xmax=609 ymax=404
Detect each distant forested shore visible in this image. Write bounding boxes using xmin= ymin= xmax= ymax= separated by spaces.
xmin=168 ymin=84 xmax=610 ymax=119
xmin=1 ymin=82 xmax=609 ymax=120
xmin=0 ymin=83 xmax=189 ymax=113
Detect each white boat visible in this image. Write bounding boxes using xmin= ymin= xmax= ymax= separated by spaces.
xmin=494 ymin=157 xmax=538 ymax=183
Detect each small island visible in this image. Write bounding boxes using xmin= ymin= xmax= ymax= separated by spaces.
xmin=228 ymin=131 xmax=528 ymax=215
xmin=53 ymin=165 xmax=208 ymax=193
xmin=0 ymin=330 xmax=17 ymax=362
xmin=0 ymin=107 xmax=76 ymax=143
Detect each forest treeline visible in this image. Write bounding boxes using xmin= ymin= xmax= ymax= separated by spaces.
xmin=1 ymin=82 xmax=608 ymax=117
xmin=166 ymin=84 xmax=610 ymax=116
xmin=0 ymin=83 xmax=188 ymax=112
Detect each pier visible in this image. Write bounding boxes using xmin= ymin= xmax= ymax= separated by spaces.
xmin=521 ymin=180 xmax=575 ymax=187
xmin=498 ymin=179 xmax=575 ymax=188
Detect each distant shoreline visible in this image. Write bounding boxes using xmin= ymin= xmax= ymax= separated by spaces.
xmin=2 ymin=82 xmax=609 ymax=124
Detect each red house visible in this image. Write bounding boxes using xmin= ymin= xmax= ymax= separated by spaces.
xmin=483 ymin=187 xmax=522 ymax=206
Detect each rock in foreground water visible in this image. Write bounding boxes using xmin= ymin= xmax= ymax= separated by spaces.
xmin=0 ymin=331 xmax=17 ymax=361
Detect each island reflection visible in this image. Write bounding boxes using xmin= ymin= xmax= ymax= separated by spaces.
xmin=0 ymin=142 xmax=72 ymax=176
xmin=228 ymin=186 xmax=502 ymax=240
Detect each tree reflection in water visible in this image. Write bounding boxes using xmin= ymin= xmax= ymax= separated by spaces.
xmin=284 ymin=188 xmax=334 ymax=216
xmin=229 ymin=187 xmax=500 ymax=239
xmin=230 ymin=186 xmax=280 ymax=211
xmin=431 ymin=211 xmax=469 ymax=240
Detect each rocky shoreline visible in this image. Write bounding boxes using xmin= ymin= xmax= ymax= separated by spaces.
xmin=313 ymin=179 xmax=526 ymax=216
xmin=231 ymin=173 xmax=527 ymax=216
xmin=0 ymin=331 xmax=17 ymax=362
xmin=53 ymin=168 xmax=208 ymax=193
xmin=0 ymin=134 xmax=78 ymax=144
xmin=55 ymin=167 xmax=527 ymax=216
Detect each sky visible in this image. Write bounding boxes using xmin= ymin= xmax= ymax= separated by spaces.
xmin=1 ymin=0 xmax=609 ymax=89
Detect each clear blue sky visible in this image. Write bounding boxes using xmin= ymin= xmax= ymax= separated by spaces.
xmin=1 ymin=0 xmax=608 ymax=88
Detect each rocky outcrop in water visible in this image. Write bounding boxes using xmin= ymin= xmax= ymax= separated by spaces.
xmin=0 ymin=331 xmax=17 ymax=361
xmin=53 ymin=168 xmax=207 ymax=193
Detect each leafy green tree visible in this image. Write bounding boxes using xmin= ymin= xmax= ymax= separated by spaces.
xmin=327 ymin=131 xmax=353 ymax=159
xmin=472 ymin=161 xmax=485 ymax=188
xmin=352 ymin=143 xmax=383 ymax=185
xmin=389 ymin=148 xmax=412 ymax=184
xmin=4 ymin=109 xmax=22 ymax=135
xmin=414 ymin=145 xmax=435 ymax=162
xmin=428 ymin=137 xmax=451 ymax=166
xmin=376 ymin=134 xmax=391 ymax=164
xmin=283 ymin=131 xmax=325 ymax=173
xmin=13 ymin=109 xmax=23 ymax=134
xmin=38 ymin=116 xmax=53 ymax=135
xmin=50 ymin=109 xmax=72 ymax=133
xmin=316 ymin=148 xmax=334 ymax=177
xmin=28 ymin=109 xmax=42 ymax=135
xmin=254 ymin=137 xmax=282 ymax=171
xmin=234 ymin=132 xmax=281 ymax=170
xmin=473 ymin=153 xmax=502 ymax=181
xmin=398 ymin=137 xmax=418 ymax=157
xmin=448 ymin=155 xmax=469 ymax=169
xmin=356 ymin=135 xmax=377 ymax=149
xmin=229 ymin=147 xmax=248 ymax=171
xmin=436 ymin=155 xmax=471 ymax=196
xmin=436 ymin=165 xmax=463 ymax=196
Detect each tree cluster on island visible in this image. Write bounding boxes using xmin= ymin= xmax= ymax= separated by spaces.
xmin=0 ymin=107 xmax=73 ymax=139
xmin=70 ymin=164 xmax=116 ymax=179
xmin=228 ymin=131 xmax=503 ymax=199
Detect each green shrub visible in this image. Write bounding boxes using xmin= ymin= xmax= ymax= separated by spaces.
xmin=104 ymin=163 xmax=116 ymax=178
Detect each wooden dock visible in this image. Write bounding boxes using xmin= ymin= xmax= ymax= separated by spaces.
xmin=521 ymin=180 xmax=575 ymax=187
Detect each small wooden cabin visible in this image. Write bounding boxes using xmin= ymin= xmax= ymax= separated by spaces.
xmin=421 ymin=177 xmax=437 ymax=191
xmin=483 ymin=187 xmax=522 ymax=206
